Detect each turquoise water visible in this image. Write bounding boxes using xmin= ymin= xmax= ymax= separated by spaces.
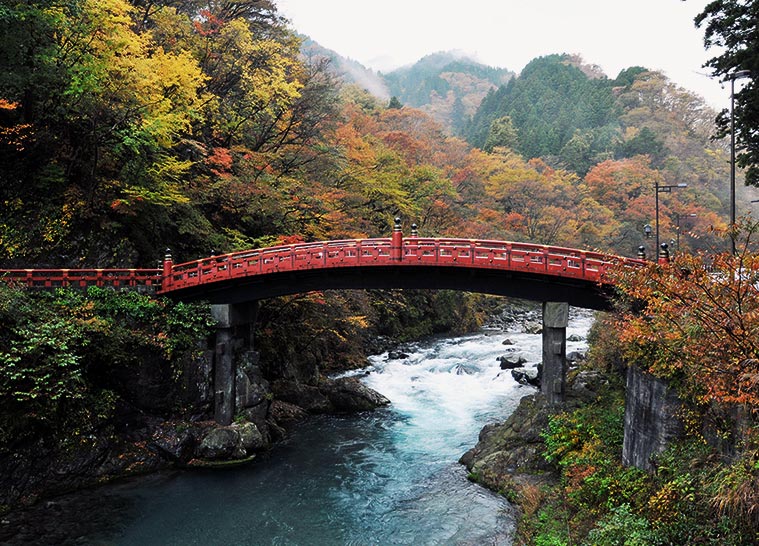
xmin=24 ymin=309 xmax=593 ymax=545
xmin=106 ymin=410 xmax=514 ymax=545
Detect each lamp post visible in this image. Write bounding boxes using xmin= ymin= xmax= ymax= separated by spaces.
xmin=655 ymin=182 xmax=687 ymax=252
xmin=674 ymin=213 xmax=697 ymax=252
xmin=729 ymin=69 xmax=751 ymax=255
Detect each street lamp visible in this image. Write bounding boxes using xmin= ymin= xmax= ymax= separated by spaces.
xmin=643 ymin=224 xmax=652 ymax=239
xmin=674 ymin=213 xmax=697 ymax=252
xmin=729 ymin=69 xmax=751 ymax=255
xmin=655 ymin=182 xmax=688 ymax=252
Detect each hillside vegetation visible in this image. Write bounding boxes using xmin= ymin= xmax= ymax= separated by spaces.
xmin=0 ymin=2 xmax=751 ymax=267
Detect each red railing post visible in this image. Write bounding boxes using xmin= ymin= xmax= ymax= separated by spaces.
xmin=391 ymin=217 xmax=403 ymax=262
xmin=162 ymin=248 xmax=173 ymax=290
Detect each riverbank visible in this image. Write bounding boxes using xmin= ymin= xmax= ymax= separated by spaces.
xmin=2 ymin=306 xmax=581 ymax=544
xmin=0 ymin=286 xmax=500 ymax=515
xmin=462 ymin=313 xmax=759 ymax=545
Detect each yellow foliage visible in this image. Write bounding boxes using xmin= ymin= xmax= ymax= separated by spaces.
xmin=345 ymin=315 xmax=369 ymax=329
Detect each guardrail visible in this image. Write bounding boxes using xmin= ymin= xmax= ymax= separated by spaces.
xmin=0 ymin=269 xmax=162 ymax=289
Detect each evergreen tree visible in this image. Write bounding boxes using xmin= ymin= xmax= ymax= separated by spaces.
xmin=464 ymin=55 xmax=619 ymax=171
xmin=483 ymin=116 xmax=518 ymax=151
xmin=696 ymin=1 xmax=759 ymax=185
xmin=450 ymin=96 xmax=466 ymax=135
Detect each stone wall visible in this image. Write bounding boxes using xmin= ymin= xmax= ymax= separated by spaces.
xmin=622 ymin=364 xmax=684 ymax=471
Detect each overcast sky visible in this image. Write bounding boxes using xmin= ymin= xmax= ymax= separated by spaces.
xmin=275 ymin=0 xmax=731 ymax=110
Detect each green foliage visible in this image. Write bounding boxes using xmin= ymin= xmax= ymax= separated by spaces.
xmin=484 ymin=116 xmax=518 ymax=152
xmin=466 ymin=55 xmax=620 ymax=167
xmin=0 ymin=284 xmax=212 ymax=449
xmin=541 ymin=388 xmax=648 ymax=517
xmin=615 ymin=126 xmax=667 ymax=164
xmin=85 ymin=286 xmax=214 ymax=360
xmin=695 ymin=1 xmax=759 ymax=186
xmin=529 ymin=503 xmax=570 ymax=546
xmin=524 ymin=315 xmax=759 ymax=545
xmin=369 ymin=290 xmax=485 ymax=342
xmin=585 ymin=504 xmax=660 ymax=546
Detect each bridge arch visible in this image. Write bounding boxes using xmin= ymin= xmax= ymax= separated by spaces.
xmin=158 ymin=233 xmax=645 ymax=423
xmin=0 ymin=227 xmax=649 ymax=424
xmin=160 ymin=236 xmax=641 ymax=311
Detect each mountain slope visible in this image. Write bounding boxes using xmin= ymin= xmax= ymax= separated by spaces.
xmin=298 ymin=40 xmax=513 ymax=134
xmin=382 ymin=52 xmax=514 ymax=133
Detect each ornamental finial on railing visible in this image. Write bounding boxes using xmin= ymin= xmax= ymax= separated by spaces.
xmin=391 ymin=218 xmax=403 ymax=262
xmin=658 ymin=243 xmax=670 ymax=264
xmin=411 ymin=223 xmax=418 ymax=237
xmin=637 ymin=246 xmax=646 ymax=261
xmin=162 ymin=248 xmax=173 ymax=289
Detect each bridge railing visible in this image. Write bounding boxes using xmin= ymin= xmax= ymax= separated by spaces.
xmin=0 ymin=269 xmax=162 ymax=289
xmin=401 ymin=238 xmax=640 ymax=280
xmin=162 ymin=238 xmax=644 ymax=293
xmin=0 ymin=239 xmax=645 ymax=294
xmin=167 ymin=239 xmax=396 ymax=290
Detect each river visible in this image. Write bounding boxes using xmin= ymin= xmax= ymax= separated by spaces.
xmin=6 ymin=307 xmax=595 ymax=545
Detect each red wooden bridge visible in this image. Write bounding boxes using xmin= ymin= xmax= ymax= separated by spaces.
xmin=0 ymin=226 xmax=647 ymax=310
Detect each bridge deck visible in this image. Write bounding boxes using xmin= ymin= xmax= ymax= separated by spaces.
xmin=0 ymin=238 xmax=644 ymax=308
xmin=164 ymin=238 xmax=640 ymax=291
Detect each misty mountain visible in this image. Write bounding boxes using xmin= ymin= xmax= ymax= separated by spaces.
xmin=300 ymin=37 xmax=391 ymax=100
xmin=381 ymin=52 xmax=514 ymax=133
xmin=298 ymin=39 xmax=513 ymax=134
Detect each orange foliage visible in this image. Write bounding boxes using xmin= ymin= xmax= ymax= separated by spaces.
xmin=609 ymin=223 xmax=759 ymax=410
xmin=193 ymin=9 xmax=225 ymax=37
xmin=584 ymin=156 xmax=663 ymax=215
xmin=206 ymin=147 xmax=234 ymax=178
xmin=0 ymin=98 xmax=34 ymax=152
xmin=276 ymin=234 xmax=305 ymax=245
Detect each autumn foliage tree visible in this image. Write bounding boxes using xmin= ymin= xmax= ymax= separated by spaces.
xmin=609 ymin=222 xmax=759 ymax=410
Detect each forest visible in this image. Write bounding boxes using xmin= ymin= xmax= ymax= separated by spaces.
xmin=1 ymin=0 xmax=759 ymax=543
xmin=1 ymin=1 xmax=751 ymax=267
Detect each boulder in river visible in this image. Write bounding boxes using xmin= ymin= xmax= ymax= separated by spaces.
xmin=148 ymin=423 xmax=197 ymax=463
xmin=238 ymin=422 xmax=265 ymax=452
xmin=196 ymin=422 xmax=267 ymax=461
xmin=271 ymin=380 xmax=333 ymax=413
xmin=319 ymin=377 xmax=391 ymax=412
xmin=566 ymin=350 xmax=587 ymax=363
xmin=511 ymin=367 xmax=541 ymax=388
xmin=498 ymin=354 xmax=527 ymax=369
xmin=522 ymin=322 xmax=543 ymax=334
xmin=269 ymin=399 xmax=309 ymax=426
xmin=387 ymin=351 xmax=410 ymax=360
xmin=198 ymin=427 xmax=243 ymax=460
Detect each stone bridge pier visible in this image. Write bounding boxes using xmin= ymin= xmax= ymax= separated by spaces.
xmin=211 ymin=302 xmax=263 ymax=425
xmin=541 ymin=301 xmax=568 ymax=405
